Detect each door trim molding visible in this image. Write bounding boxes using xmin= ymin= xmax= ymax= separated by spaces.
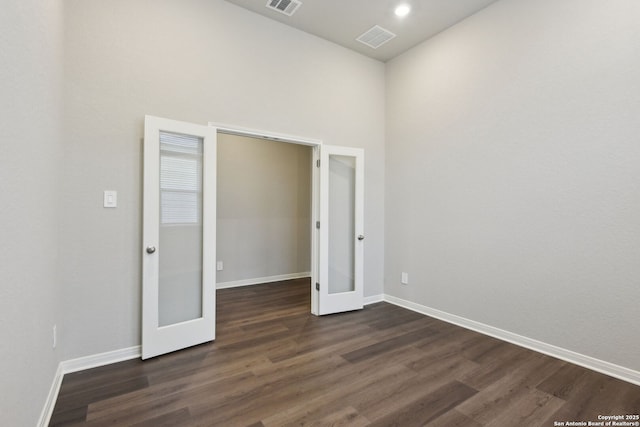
xmin=208 ymin=122 xmax=322 ymax=147
xmin=208 ymin=121 xmax=322 ymax=315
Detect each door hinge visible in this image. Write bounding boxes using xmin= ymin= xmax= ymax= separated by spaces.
xmin=316 ymin=221 xmax=320 ymax=229
xmin=315 ymin=282 xmax=320 ymax=291
xmin=316 ymin=159 xmax=320 ymax=168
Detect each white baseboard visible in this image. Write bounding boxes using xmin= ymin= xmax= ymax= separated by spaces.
xmin=383 ymin=294 xmax=640 ymax=387
xmin=37 ymin=363 xmax=64 ymax=427
xmin=364 ymin=294 xmax=384 ymax=305
xmin=61 ymin=345 xmax=141 ymax=374
xmin=38 ymin=346 xmax=141 ymax=427
xmin=217 ymin=272 xmax=311 ymax=289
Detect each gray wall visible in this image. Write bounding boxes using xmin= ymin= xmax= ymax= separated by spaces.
xmin=0 ymin=0 xmax=63 ymax=424
xmin=217 ymin=134 xmax=312 ymax=285
xmin=385 ymin=0 xmax=640 ymax=371
xmin=61 ymin=0 xmax=386 ymax=360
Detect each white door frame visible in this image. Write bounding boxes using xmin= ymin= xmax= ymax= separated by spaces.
xmin=209 ymin=122 xmax=323 ymax=315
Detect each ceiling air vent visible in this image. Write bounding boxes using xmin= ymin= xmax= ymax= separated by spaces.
xmin=266 ymin=0 xmax=302 ymax=17
xmin=356 ymin=25 xmax=396 ymax=49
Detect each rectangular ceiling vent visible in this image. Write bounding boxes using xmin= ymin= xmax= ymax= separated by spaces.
xmin=356 ymin=25 xmax=396 ymax=49
xmin=266 ymin=0 xmax=302 ymax=17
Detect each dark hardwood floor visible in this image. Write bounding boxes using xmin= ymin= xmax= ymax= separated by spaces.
xmin=50 ymin=278 xmax=640 ymax=426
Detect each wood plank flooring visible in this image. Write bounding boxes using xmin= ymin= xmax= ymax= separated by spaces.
xmin=49 ymin=278 xmax=640 ymax=426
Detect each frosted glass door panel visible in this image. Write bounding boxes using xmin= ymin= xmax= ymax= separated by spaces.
xmin=143 ymin=116 xmax=216 ymax=359
xmin=318 ymin=144 xmax=363 ymax=315
xmin=328 ymin=154 xmax=356 ymax=294
xmin=158 ymin=131 xmax=203 ymax=327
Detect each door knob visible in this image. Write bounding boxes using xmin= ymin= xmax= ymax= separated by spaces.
xmin=357 ymin=235 xmax=365 ymax=241
xmin=146 ymin=246 xmax=156 ymax=254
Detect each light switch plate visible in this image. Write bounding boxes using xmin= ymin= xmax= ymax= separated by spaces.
xmin=104 ymin=190 xmax=117 ymax=208
xmin=401 ymin=272 xmax=409 ymax=285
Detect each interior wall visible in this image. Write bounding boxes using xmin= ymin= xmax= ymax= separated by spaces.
xmin=61 ymin=0 xmax=385 ymax=360
xmin=0 ymin=0 xmax=64 ymax=424
xmin=217 ymin=134 xmax=312 ymax=285
xmin=385 ymin=0 xmax=640 ymax=371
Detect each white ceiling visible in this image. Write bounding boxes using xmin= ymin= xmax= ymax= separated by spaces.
xmin=225 ymin=0 xmax=501 ymax=62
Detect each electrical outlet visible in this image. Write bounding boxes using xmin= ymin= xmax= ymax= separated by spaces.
xmin=401 ymin=272 xmax=409 ymax=285
xmin=52 ymin=325 xmax=57 ymax=349
xmin=216 ymin=261 xmax=224 ymax=271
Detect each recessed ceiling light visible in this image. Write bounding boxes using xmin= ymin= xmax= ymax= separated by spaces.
xmin=394 ymin=4 xmax=411 ymax=17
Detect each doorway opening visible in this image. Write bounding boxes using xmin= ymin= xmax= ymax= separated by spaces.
xmin=215 ymin=132 xmax=315 ymax=313
xmin=210 ymin=123 xmax=322 ymax=315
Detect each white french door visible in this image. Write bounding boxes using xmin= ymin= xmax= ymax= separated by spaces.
xmin=318 ymin=145 xmax=365 ymax=315
xmin=142 ymin=116 xmax=217 ymax=359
